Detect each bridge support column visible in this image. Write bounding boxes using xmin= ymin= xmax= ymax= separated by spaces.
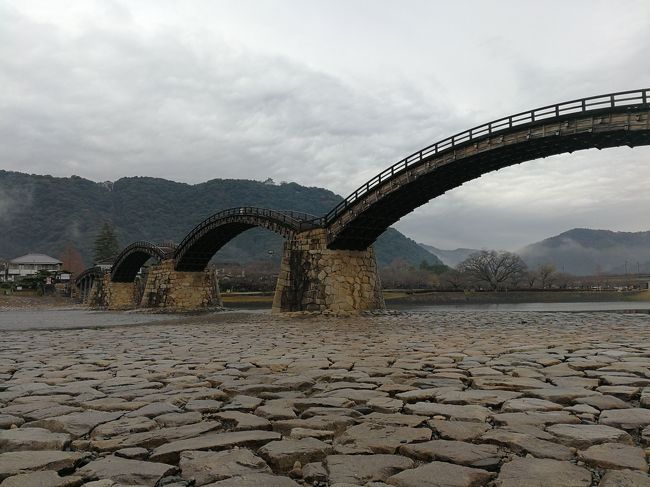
xmin=272 ymin=229 xmax=385 ymax=313
xmin=94 ymin=274 xmax=138 ymax=310
xmin=140 ymin=259 xmax=222 ymax=310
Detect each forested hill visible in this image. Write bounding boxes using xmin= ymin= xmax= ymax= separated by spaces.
xmin=0 ymin=171 xmax=441 ymax=268
xmin=519 ymin=228 xmax=650 ymax=275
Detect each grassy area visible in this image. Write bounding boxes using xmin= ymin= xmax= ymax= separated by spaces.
xmin=626 ymin=290 xmax=650 ymax=301
xmin=221 ymin=293 xmax=274 ymax=305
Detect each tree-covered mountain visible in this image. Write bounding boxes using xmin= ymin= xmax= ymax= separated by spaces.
xmin=519 ymin=228 xmax=650 ymax=275
xmin=0 ymin=170 xmax=441 ymax=268
xmin=418 ymin=243 xmax=480 ymax=268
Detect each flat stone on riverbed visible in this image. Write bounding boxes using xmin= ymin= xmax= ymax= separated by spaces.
xmin=495 ymin=457 xmax=591 ymax=487
xmin=197 ymin=473 xmax=300 ymax=486
xmin=399 ymin=439 xmax=502 ymax=469
xmin=546 ymin=424 xmax=634 ymax=449
xmin=598 ymin=469 xmax=650 ymax=487
xmin=179 ymin=449 xmax=271 ymax=485
xmin=600 ymin=408 xmax=650 ymax=430
xmin=77 ymin=455 xmax=175 ymax=486
xmin=0 ymin=451 xmax=89 ymax=481
xmin=481 ymin=429 xmax=574 ymax=460
xmin=258 ymin=437 xmax=334 ymax=471
xmin=403 ymin=402 xmax=490 ymax=422
xmin=150 ymin=430 xmax=281 ymax=464
xmin=0 ymin=470 xmax=84 ymax=487
xmin=335 ymin=423 xmax=431 ymax=454
xmin=27 ymin=410 xmax=124 ymax=438
xmin=0 ymin=427 xmax=70 ymax=452
xmin=325 ymin=454 xmax=414 ymax=485
xmin=427 ymin=419 xmax=489 ymax=441
xmin=0 ymin=415 xmax=23 ymax=429
xmin=386 ymin=460 xmax=493 ymax=487
xmin=578 ymin=442 xmax=649 ymax=471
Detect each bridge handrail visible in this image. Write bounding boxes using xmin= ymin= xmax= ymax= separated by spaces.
xmin=324 ymin=88 xmax=650 ymax=224
xmin=74 ymin=266 xmax=105 ymax=285
xmin=175 ymin=207 xmax=324 ymax=254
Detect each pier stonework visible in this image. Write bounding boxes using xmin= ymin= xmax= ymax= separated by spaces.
xmin=140 ymin=259 xmax=222 ymax=310
xmin=272 ymin=229 xmax=385 ymax=313
xmin=93 ymin=274 xmax=138 ymax=310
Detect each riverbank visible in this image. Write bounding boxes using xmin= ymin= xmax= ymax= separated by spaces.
xmin=384 ymin=289 xmax=650 ymax=305
xmin=220 ymin=289 xmax=650 ymax=308
xmin=0 ymin=310 xmax=649 ymax=485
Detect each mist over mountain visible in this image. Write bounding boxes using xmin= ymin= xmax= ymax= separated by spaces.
xmin=0 ymin=170 xmax=441 ymax=269
xmin=518 ymin=228 xmax=650 ymax=276
xmin=418 ymin=244 xmax=479 ymax=268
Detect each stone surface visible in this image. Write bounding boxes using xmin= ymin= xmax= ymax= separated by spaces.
xmin=578 ymin=443 xmax=648 ymax=471
xmin=495 ymin=457 xmax=592 ymax=487
xmin=399 ymin=439 xmax=502 ymax=469
xmin=335 ymin=423 xmax=431 ymax=453
xmin=0 ymin=471 xmax=83 ymax=487
xmin=201 ymin=473 xmax=300 ymax=486
xmin=0 ymin=427 xmax=70 ymax=452
xmin=386 ymin=461 xmax=493 ymax=487
xmin=600 ymin=408 xmax=650 ymax=430
xmin=598 ymin=469 xmax=650 ymax=486
xmin=258 ymin=437 xmax=334 ymax=472
xmin=179 ymin=449 xmax=271 ymax=485
xmin=546 ymin=424 xmax=634 ymax=449
xmin=326 ymin=454 xmax=414 ymax=485
xmin=77 ymin=455 xmax=176 ymax=486
xmin=2 ymin=307 xmax=650 ymax=487
xmin=427 ymin=419 xmax=490 ymax=441
xmin=272 ymin=229 xmax=384 ymax=313
xmin=150 ymin=430 xmax=281 ymax=464
xmin=481 ymin=429 xmax=574 ymax=460
xmin=27 ymin=410 xmax=123 ymax=438
xmin=0 ymin=415 xmax=23 ymax=429
xmin=0 ymin=451 xmax=88 ymax=481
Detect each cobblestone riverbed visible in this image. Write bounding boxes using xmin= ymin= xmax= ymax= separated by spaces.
xmin=1 ymin=310 xmax=649 ymax=486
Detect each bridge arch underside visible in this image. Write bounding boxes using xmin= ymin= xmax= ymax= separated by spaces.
xmin=174 ymin=219 xmax=296 ymax=272
xmin=328 ymin=110 xmax=650 ymax=250
xmin=111 ymin=249 xmax=165 ymax=282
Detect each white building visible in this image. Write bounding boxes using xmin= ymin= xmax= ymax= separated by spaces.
xmin=4 ymin=253 xmax=62 ymax=282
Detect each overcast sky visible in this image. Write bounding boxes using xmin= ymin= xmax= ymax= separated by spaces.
xmin=1 ymin=0 xmax=649 ymax=250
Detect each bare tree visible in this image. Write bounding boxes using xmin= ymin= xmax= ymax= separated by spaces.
xmin=439 ymin=269 xmax=468 ymax=290
xmin=457 ymin=250 xmax=527 ymax=291
xmin=537 ymin=263 xmax=556 ymax=289
xmin=525 ymin=271 xmax=537 ymax=288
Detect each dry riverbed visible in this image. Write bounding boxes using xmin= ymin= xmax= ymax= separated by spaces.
xmin=1 ymin=310 xmax=650 ymax=486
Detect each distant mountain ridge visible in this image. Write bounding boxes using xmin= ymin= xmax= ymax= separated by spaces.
xmin=420 ymin=228 xmax=650 ymax=276
xmin=519 ymin=228 xmax=650 ymax=276
xmin=418 ymin=243 xmax=479 ymax=267
xmin=0 ymin=170 xmax=441 ymax=268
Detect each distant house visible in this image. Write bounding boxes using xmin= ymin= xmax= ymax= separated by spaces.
xmin=3 ymin=253 xmax=63 ymax=282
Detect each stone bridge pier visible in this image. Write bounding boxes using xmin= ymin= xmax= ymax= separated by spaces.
xmin=95 ymin=260 xmax=222 ymax=310
xmin=272 ymin=229 xmax=385 ymax=313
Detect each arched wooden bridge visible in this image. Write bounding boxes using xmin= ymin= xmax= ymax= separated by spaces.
xmin=78 ymin=88 xmax=650 ymax=312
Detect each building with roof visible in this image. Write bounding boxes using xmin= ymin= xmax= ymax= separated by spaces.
xmin=3 ymin=253 xmax=62 ymax=282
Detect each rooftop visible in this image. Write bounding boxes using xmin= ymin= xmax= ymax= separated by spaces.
xmin=10 ymin=253 xmax=63 ymax=265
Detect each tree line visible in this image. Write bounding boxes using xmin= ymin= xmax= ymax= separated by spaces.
xmin=381 ymin=249 xmax=568 ymax=291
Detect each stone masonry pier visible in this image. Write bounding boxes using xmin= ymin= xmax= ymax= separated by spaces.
xmin=94 ymin=260 xmax=222 ymax=311
xmin=272 ymin=229 xmax=385 ymax=313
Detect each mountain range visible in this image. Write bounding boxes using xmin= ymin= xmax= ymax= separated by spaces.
xmin=420 ymin=228 xmax=650 ymax=276
xmin=0 ymin=170 xmax=441 ymax=269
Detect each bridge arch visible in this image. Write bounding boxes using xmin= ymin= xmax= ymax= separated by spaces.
xmin=325 ymin=89 xmax=650 ymax=250
xmin=174 ymin=207 xmax=322 ymax=272
xmin=111 ymin=241 xmax=176 ymax=282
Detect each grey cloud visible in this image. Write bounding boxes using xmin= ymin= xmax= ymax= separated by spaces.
xmin=0 ymin=2 xmax=462 ymax=196
xmin=1 ymin=1 xmax=649 ymax=252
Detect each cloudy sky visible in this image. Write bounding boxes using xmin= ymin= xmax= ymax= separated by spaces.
xmin=1 ymin=0 xmax=649 ymax=250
